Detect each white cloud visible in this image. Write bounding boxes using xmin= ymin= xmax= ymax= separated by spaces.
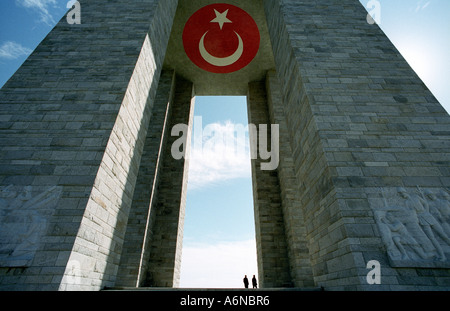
xmin=414 ymin=0 xmax=432 ymax=12
xmin=422 ymin=1 xmax=431 ymax=9
xmin=16 ymin=0 xmax=58 ymax=25
xmin=187 ymin=119 xmax=252 ymax=190
xmin=0 ymin=41 xmax=32 ymax=60
xmin=179 ymin=239 xmax=258 ymax=288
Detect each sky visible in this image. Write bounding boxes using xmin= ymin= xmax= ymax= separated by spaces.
xmin=180 ymin=97 xmax=258 ymax=288
xmin=0 ymin=0 xmax=449 ymax=288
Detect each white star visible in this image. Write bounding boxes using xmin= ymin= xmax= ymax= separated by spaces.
xmin=210 ymin=9 xmax=232 ymax=30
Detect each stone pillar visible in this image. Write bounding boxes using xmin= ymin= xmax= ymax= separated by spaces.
xmin=247 ymin=81 xmax=291 ymax=288
xmin=265 ymin=71 xmax=315 ymax=288
xmin=0 ymin=0 xmax=179 ymax=291
xmin=115 ymin=70 xmax=176 ymax=287
xmin=144 ymin=77 xmax=194 ymax=288
xmin=264 ymin=0 xmax=450 ymax=289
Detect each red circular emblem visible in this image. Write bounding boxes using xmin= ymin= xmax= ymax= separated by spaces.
xmin=182 ymin=3 xmax=260 ymax=74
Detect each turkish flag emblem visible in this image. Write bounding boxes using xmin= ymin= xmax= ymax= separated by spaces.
xmin=182 ymin=3 xmax=260 ymax=74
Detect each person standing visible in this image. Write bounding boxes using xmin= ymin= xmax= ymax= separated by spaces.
xmin=252 ymin=275 xmax=258 ymax=288
xmin=243 ymin=275 xmax=249 ymax=288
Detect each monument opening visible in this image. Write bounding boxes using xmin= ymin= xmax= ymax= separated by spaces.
xmin=179 ymin=96 xmax=259 ymax=288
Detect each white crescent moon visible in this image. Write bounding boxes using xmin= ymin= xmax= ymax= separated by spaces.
xmin=199 ymin=31 xmax=244 ymax=67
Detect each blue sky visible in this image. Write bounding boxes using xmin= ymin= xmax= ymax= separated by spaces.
xmin=0 ymin=0 xmax=449 ymax=288
xmin=361 ymin=0 xmax=450 ymax=112
xmin=181 ymin=96 xmax=257 ymax=288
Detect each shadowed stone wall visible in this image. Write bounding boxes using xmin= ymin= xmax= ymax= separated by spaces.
xmin=115 ymin=70 xmax=176 ymax=287
xmin=264 ymin=0 xmax=450 ymax=290
xmin=144 ymin=77 xmax=194 ymax=288
xmin=265 ymin=71 xmax=315 ymax=288
xmin=247 ymin=81 xmax=292 ymax=288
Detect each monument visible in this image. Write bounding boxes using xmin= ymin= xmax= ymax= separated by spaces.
xmin=0 ymin=0 xmax=449 ymax=290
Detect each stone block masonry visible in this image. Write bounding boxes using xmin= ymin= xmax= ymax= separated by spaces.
xmin=265 ymin=71 xmax=315 ymax=288
xmin=1 ymin=0 xmax=449 ymax=291
xmin=0 ymin=0 xmax=178 ymax=290
xmin=142 ymin=76 xmax=194 ymax=288
xmin=247 ymin=81 xmax=292 ymax=288
xmin=264 ymin=0 xmax=450 ymax=289
xmin=115 ymin=70 xmax=177 ymax=288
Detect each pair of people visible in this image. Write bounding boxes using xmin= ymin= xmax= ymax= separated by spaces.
xmin=243 ymin=275 xmax=257 ymax=288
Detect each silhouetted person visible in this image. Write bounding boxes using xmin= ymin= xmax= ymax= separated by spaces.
xmin=243 ymin=275 xmax=249 ymax=288
xmin=252 ymin=275 xmax=258 ymax=288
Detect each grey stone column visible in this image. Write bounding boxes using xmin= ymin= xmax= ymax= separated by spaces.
xmin=264 ymin=0 xmax=450 ymax=289
xmin=115 ymin=70 xmax=176 ymax=287
xmin=265 ymin=71 xmax=315 ymax=288
xmin=144 ymin=77 xmax=195 ymax=288
xmin=247 ymin=81 xmax=292 ymax=288
xmin=0 ymin=0 xmax=179 ymax=290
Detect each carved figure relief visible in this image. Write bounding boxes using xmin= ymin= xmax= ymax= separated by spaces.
xmin=0 ymin=185 xmax=62 ymax=267
xmin=373 ymin=187 xmax=450 ymax=268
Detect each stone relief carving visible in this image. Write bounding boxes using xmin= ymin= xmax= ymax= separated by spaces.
xmin=0 ymin=185 xmax=62 ymax=267
xmin=373 ymin=187 xmax=450 ymax=268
